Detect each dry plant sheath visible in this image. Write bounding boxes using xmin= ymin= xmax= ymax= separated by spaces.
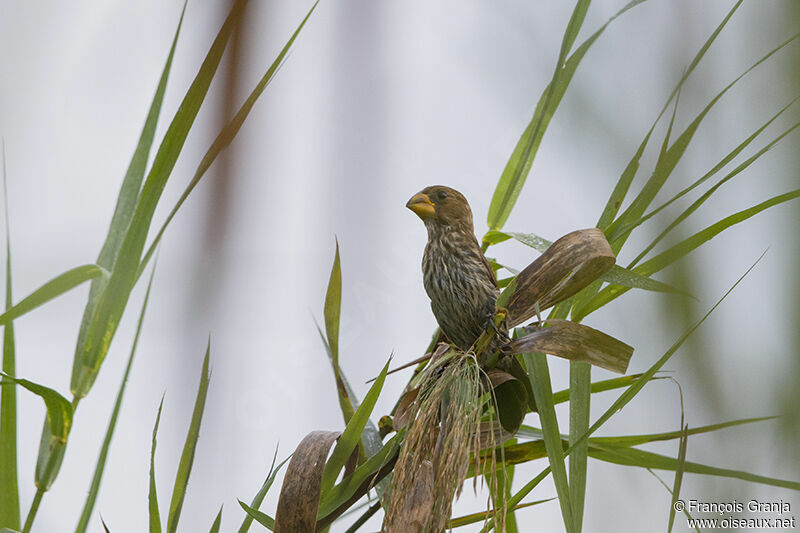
xmin=273 ymin=431 xmax=340 ymax=532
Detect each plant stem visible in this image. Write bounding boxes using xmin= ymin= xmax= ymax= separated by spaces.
xmin=22 ymin=488 xmax=44 ymax=533
xmin=344 ymin=501 xmax=382 ymax=533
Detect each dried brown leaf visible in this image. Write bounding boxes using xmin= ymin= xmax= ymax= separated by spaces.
xmin=274 ymin=430 xmax=340 ymax=533
xmin=507 ymin=228 xmax=615 ymax=327
xmin=506 ymin=319 xmax=633 ymax=374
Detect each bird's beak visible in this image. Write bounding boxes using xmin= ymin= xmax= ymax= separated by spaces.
xmin=406 ymin=192 xmax=436 ymax=219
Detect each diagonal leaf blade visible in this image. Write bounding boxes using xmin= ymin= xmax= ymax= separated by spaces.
xmin=71 ymin=0 xmax=248 ymax=399
xmin=75 ymin=263 xmax=158 ymax=533
xmin=166 ymin=344 xmax=212 ymax=533
xmin=0 ymin=265 xmax=107 ymax=328
xmin=320 ymin=358 xmax=391 ymax=494
xmin=149 ymin=397 xmax=165 ymax=533
xmin=138 ymin=1 xmax=320 ymax=277
xmin=0 ymin=142 xmax=20 ymax=530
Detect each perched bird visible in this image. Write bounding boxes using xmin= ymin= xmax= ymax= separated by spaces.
xmin=407 ymin=185 xmax=534 ymax=431
xmin=406 ymin=185 xmax=502 ymax=353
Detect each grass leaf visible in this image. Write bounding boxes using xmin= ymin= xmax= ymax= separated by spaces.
xmin=238 ymin=501 xmax=274 ymax=531
xmin=71 ymin=0 xmax=247 ymax=398
xmin=524 ymin=353 xmax=574 ymax=532
xmin=579 ymin=192 xmax=799 ymax=318
xmin=607 ymin=31 xmax=800 ymax=249
xmin=71 ymin=0 xmax=187 ymax=402
xmin=565 ymin=252 xmax=766 ymax=459
xmin=236 ymin=449 xmax=291 ymax=533
xmin=149 ymin=396 xmax=165 ymax=533
xmin=589 ymin=444 xmax=800 ymax=490
xmin=448 ymin=498 xmax=553 ymax=528
xmin=589 ymin=416 xmax=775 ymax=447
xmin=320 ymin=358 xmax=391 ymax=494
xmin=75 ymin=263 xmax=158 ymax=533
xmin=486 ymin=0 xmax=610 ymax=231
xmin=0 ymin=374 xmax=72 ymax=448
xmin=208 ymin=506 xmax=223 ymax=533
xmin=568 ymin=362 xmax=590 ymax=531
xmin=138 ymin=1 xmax=319 ymax=277
xmin=0 ymin=265 xmax=107 ymax=328
xmin=316 ymin=432 xmax=402 ymax=523
xmin=166 ymin=344 xmax=211 ymax=533
xmin=596 ymin=0 xmax=743 ymax=232
xmin=615 ymin=98 xmax=799 ymax=256
xmin=667 ymin=423 xmax=688 ymax=533
xmin=552 ymin=374 xmax=649 ymax=405
xmin=322 ymin=240 xmax=356 ymax=426
xmin=0 ymin=142 xmax=20 ymax=530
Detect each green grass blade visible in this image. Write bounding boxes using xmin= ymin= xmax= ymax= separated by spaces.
xmin=564 ymin=253 xmax=765 ymax=458
xmin=317 ymin=432 xmax=402 ymax=520
xmin=628 ymin=118 xmax=800 ymax=267
xmin=638 ymin=191 xmax=799 ymax=276
xmin=588 ymin=444 xmax=800 ymax=490
xmin=590 ymin=416 xmax=775 ymax=447
xmin=315 ymin=324 xmax=387 ymax=500
xmin=667 ymin=423 xmax=688 ymax=533
xmin=71 ymin=0 xmax=247 ymax=399
xmin=615 ymin=98 xmax=799 ymax=252
xmin=236 ymin=449 xmax=291 ymax=533
xmin=0 ymin=373 xmax=72 ymax=506
xmin=579 ymin=192 xmax=799 ymax=318
xmin=208 ymin=507 xmax=222 ymax=533
xmin=601 ymin=265 xmax=688 ymax=296
xmin=524 ymin=353 xmax=574 ymax=533
xmin=596 ymin=0 xmax=743 ymax=232
xmin=487 ymin=0 xmax=609 ymax=231
xmin=72 ymin=0 xmax=187 ymax=401
xmin=166 ymin=344 xmax=211 ymax=533
xmin=646 ymin=469 xmax=701 ymax=533
xmin=74 ymin=263 xmax=158 ymax=533
xmin=0 ymin=265 xmax=107 ymax=328
xmin=149 ymin=396 xmax=165 ymax=533
xmin=0 ymin=374 xmax=72 ymax=449
xmin=321 ymin=240 xmax=356 ymax=426
xmin=552 ymin=374 xmax=649 ymax=405
xmin=568 ymin=362 xmax=590 ymax=532
xmin=448 ymin=498 xmax=553 ymax=528
xmin=0 ymin=142 xmax=20 ymax=530
xmin=320 ymin=358 xmax=391 ymax=494
xmin=479 ymin=467 xmax=551 ymax=533
xmin=138 ymin=1 xmax=319 ymax=276
xmin=238 ymin=501 xmax=274 ymax=531
xmin=485 ymin=439 xmax=517 ymax=532
xmin=607 ymin=32 xmax=800 ymax=248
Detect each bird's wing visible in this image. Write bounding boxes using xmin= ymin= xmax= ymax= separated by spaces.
xmin=478 ymin=243 xmax=499 ymax=290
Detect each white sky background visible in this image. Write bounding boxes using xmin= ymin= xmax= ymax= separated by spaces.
xmin=1 ymin=0 xmax=799 ymax=531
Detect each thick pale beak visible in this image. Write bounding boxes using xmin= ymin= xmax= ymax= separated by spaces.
xmin=406 ymin=192 xmax=436 ymax=219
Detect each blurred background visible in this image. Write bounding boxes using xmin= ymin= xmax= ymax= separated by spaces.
xmin=1 ymin=0 xmax=798 ymax=531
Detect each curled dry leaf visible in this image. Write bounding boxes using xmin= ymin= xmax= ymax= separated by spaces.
xmin=274 ymin=430 xmax=340 ymax=533
xmin=506 ymin=228 xmax=615 ymax=327
xmin=506 ymin=319 xmax=633 ymax=374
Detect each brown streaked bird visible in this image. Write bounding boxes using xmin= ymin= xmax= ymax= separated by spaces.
xmin=406 ymin=185 xmax=504 ymax=352
xmin=407 ymin=185 xmax=535 ymax=431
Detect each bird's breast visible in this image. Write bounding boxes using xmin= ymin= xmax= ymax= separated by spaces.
xmin=421 ymin=234 xmax=499 ymax=350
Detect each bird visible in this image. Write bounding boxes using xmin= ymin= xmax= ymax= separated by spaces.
xmin=406 ymin=185 xmax=534 ymax=432
xmin=406 ymin=185 xmax=502 ymax=354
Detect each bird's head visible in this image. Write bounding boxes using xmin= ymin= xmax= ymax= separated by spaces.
xmin=406 ymin=185 xmax=474 ymax=231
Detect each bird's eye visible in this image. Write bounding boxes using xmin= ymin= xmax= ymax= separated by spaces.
xmin=436 ymin=191 xmax=448 ymax=201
